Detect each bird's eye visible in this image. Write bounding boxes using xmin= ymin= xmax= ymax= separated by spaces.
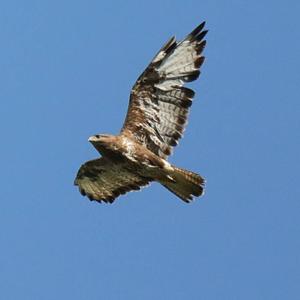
xmin=95 ymin=134 xmax=100 ymax=138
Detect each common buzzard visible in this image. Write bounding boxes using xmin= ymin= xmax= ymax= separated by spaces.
xmin=75 ymin=22 xmax=208 ymax=203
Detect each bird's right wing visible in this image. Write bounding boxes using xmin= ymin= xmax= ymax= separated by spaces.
xmin=121 ymin=22 xmax=207 ymax=159
xmin=74 ymin=158 xmax=151 ymax=203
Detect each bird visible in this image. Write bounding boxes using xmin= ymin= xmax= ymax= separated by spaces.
xmin=74 ymin=22 xmax=208 ymax=204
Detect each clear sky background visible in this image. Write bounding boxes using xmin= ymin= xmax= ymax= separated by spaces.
xmin=0 ymin=0 xmax=299 ymax=299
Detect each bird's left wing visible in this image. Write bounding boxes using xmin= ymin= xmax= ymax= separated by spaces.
xmin=74 ymin=158 xmax=151 ymax=203
xmin=121 ymin=22 xmax=207 ymax=159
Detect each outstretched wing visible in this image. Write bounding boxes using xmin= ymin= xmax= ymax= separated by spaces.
xmin=74 ymin=158 xmax=151 ymax=203
xmin=121 ymin=22 xmax=207 ymax=159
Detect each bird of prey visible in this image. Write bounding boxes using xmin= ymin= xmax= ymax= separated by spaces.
xmin=74 ymin=22 xmax=208 ymax=204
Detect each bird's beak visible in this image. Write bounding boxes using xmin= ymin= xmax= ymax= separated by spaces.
xmin=88 ymin=136 xmax=97 ymax=143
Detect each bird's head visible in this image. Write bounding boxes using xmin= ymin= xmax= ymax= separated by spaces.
xmin=88 ymin=134 xmax=115 ymax=155
xmin=88 ymin=134 xmax=111 ymax=145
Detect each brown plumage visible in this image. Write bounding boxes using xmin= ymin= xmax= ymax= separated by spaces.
xmin=74 ymin=22 xmax=208 ymax=204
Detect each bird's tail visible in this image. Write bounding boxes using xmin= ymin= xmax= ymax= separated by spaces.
xmin=161 ymin=166 xmax=205 ymax=203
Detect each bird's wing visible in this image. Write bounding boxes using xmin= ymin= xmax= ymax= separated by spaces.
xmin=74 ymin=158 xmax=151 ymax=203
xmin=121 ymin=22 xmax=207 ymax=159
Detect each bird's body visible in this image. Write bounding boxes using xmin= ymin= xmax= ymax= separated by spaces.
xmin=89 ymin=134 xmax=165 ymax=169
xmin=75 ymin=22 xmax=208 ymax=204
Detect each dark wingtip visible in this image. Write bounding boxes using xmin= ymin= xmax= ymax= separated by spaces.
xmin=187 ymin=21 xmax=206 ymax=40
xmin=196 ymin=30 xmax=208 ymax=41
xmin=162 ymin=36 xmax=176 ymax=51
xmin=195 ymin=56 xmax=205 ymax=68
xmin=80 ymin=188 xmax=86 ymax=196
xmin=184 ymin=70 xmax=200 ymax=82
xmin=87 ymin=194 xmax=94 ymax=201
xmin=74 ymin=177 xmax=79 ymax=186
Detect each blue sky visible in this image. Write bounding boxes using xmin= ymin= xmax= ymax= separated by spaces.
xmin=0 ymin=0 xmax=299 ymax=299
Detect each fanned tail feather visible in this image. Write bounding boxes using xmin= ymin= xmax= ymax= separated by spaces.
xmin=162 ymin=166 xmax=205 ymax=203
